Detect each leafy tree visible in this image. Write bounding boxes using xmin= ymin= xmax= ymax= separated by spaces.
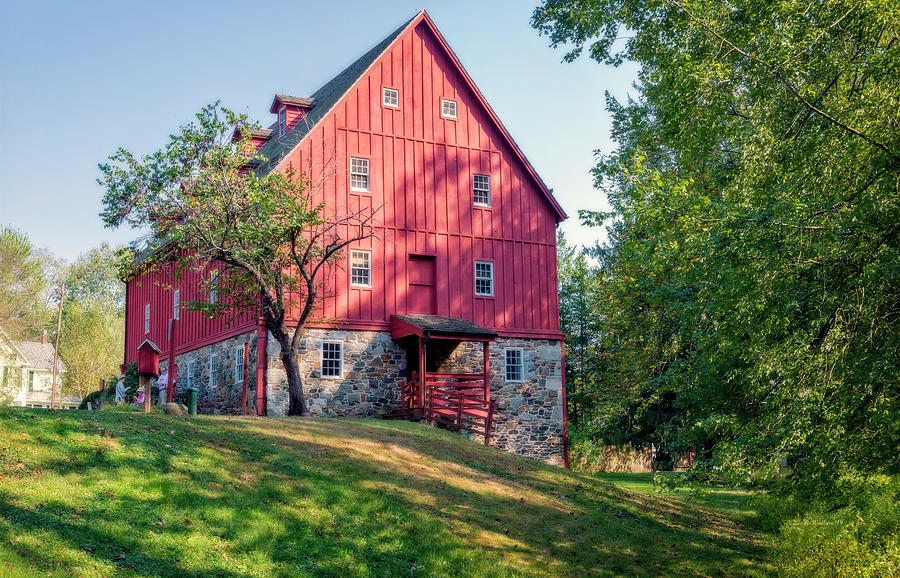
xmin=534 ymin=0 xmax=900 ymax=492
xmin=58 ymin=244 xmax=125 ymax=399
xmin=64 ymin=243 xmax=126 ymax=312
xmin=99 ymin=103 xmax=374 ymax=416
xmin=0 ymin=227 xmax=53 ymax=339
xmin=557 ymin=232 xmax=602 ymax=424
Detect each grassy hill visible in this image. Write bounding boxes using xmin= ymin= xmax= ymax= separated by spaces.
xmin=0 ymin=407 xmax=772 ymax=577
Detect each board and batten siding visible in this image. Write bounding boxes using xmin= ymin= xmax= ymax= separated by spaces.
xmin=124 ymin=262 xmax=256 ymax=365
xmin=125 ymin=17 xmax=563 ymax=364
xmin=275 ymin=20 xmax=561 ymax=338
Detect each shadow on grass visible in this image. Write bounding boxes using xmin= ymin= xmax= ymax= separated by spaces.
xmin=0 ymin=408 xmax=771 ymax=576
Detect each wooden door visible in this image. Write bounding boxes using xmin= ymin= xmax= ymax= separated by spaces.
xmin=408 ymin=255 xmax=436 ymax=315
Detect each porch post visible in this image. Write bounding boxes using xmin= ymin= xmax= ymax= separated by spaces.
xmin=483 ymin=341 xmax=490 ymax=403
xmin=167 ymin=318 xmax=178 ymax=404
xmin=418 ymin=336 xmax=426 ymax=409
xmin=255 ymin=315 xmax=268 ymax=416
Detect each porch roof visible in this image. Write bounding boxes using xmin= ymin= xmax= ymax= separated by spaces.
xmin=390 ymin=315 xmax=497 ymax=341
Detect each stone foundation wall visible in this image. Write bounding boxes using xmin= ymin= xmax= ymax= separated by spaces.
xmin=160 ymin=330 xmax=259 ymax=415
xmin=162 ymin=328 xmax=564 ymax=465
xmin=264 ymin=329 xmax=408 ymax=417
xmin=429 ymin=338 xmax=564 ymax=465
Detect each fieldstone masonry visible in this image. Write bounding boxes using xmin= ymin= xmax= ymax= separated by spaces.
xmin=426 ymin=337 xmax=565 ymax=464
xmin=264 ymin=329 xmax=407 ymax=417
xmin=162 ymin=329 xmax=564 ymax=464
xmin=160 ymin=330 xmax=259 ymax=415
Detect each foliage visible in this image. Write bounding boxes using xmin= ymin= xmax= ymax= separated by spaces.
xmin=77 ymin=362 xmax=139 ymax=410
xmin=63 ymin=243 xmax=125 ymax=312
xmin=58 ymin=244 xmax=125 ymax=399
xmin=0 ymin=227 xmax=54 ymax=340
xmin=748 ymin=473 xmax=900 ymax=576
xmin=556 ymin=233 xmax=603 ymax=425
xmin=98 ymin=103 xmax=374 ymax=416
xmin=534 ymin=0 xmax=900 ymax=495
xmin=0 ymin=407 xmax=773 ymax=576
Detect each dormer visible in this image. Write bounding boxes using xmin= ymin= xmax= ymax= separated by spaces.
xmin=232 ymin=126 xmax=273 ymax=153
xmin=269 ymin=94 xmax=315 ymax=139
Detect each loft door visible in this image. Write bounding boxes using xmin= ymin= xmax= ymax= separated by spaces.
xmin=408 ymin=255 xmax=437 ymax=315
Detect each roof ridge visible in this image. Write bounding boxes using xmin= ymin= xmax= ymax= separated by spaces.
xmin=255 ymin=12 xmax=419 ymax=172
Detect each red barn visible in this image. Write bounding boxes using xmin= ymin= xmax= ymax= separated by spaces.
xmin=124 ymin=10 xmax=567 ymax=463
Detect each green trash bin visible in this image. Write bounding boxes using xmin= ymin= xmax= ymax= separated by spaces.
xmin=187 ymin=387 xmax=198 ymax=417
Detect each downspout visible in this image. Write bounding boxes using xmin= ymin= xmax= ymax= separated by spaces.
xmin=255 ymin=313 xmax=268 ymax=416
xmin=561 ymin=347 xmax=570 ymax=469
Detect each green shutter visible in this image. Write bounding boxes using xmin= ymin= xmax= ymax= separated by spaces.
xmin=28 ymin=371 xmax=34 ymax=391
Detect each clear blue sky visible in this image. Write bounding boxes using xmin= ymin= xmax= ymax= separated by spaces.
xmin=0 ymin=0 xmax=639 ymax=262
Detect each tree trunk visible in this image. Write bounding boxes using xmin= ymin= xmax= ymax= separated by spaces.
xmin=277 ymin=332 xmax=307 ymax=416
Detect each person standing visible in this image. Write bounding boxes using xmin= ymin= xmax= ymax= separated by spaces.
xmin=114 ymin=374 xmax=127 ymax=405
xmin=155 ymin=368 xmax=169 ymax=405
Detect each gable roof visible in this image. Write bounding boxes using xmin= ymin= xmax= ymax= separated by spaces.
xmin=270 ymin=94 xmax=316 ymax=112
xmin=255 ymin=13 xmax=416 ymax=174
xmin=0 ymin=325 xmax=28 ymax=366
xmin=256 ymin=10 xmax=566 ymax=222
xmin=14 ymin=341 xmax=65 ymax=373
xmin=137 ymin=338 xmax=161 ymax=353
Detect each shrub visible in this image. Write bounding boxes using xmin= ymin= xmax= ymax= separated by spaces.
xmin=775 ymin=474 xmax=900 ymax=576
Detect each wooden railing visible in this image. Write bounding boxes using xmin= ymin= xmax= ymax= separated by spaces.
xmin=425 ymin=374 xmax=496 ymax=446
xmin=400 ymin=374 xmax=419 ymax=410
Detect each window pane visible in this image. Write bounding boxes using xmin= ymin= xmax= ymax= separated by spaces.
xmin=350 ymin=157 xmax=369 ymax=191
xmin=442 ymin=99 xmax=457 ymax=117
xmin=322 ymin=342 xmax=342 ymax=377
xmin=351 ymin=250 xmax=371 ymax=286
xmin=473 ymin=174 xmax=491 ymax=206
xmin=235 ymin=346 xmax=244 ymax=383
xmin=209 ymin=355 xmax=217 ymax=389
xmin=383 ymin=88 xmax=399 ymax=106
xmin=475 ymin=261 xmax=493 ymax=296
xmin=210 ymin=271 xmax=218 ymax=304
xmin=506 ymin=349 xmax=523 ymax=381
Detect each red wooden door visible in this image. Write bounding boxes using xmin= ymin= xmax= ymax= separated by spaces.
xmin=408 ymin=255 xmax=436 ymax=315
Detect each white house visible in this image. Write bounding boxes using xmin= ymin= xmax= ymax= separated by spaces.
xmin=0 ymin=325 xmax=72 ymax=409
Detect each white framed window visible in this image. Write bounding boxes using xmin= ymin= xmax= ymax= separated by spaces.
xmin=382 ymin=87 xmax=399 ymax=108
xmin=473 ymin=174 xmax=491 ymax=207
xmin=441 ymin=99 xmax=457 ymax=119
xmin=173 ymin=289 xmax=180 ymax=320
xmin=278 ymin=106 xmax=286 ymax=138
xmin=208 ymin=354 xmax=217 ymax=389
xmin=505 ymin=348 xmax=524 ymax=382
xmin=475 ymin=261 xmax=494 ymax=297
xmin=234 ymin=345 xmax=245 ymax=383
xmin=350 ymin=157 xmax=370 ymax=191
xmin=321 ymin=341 xmax=343 ymax=378
xmin=350 ymin=249 xmax=372 ymax=287
xmin=185 ymin=360 xmax=195 ymax=389
xmin=209 ymin=271 xmax=218 ymax=304
xmin=144 ymin=303 xmax=150 ymax=332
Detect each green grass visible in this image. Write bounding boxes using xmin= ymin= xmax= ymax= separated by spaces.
xmin=0 ymin=407 xmax=773 ymax=576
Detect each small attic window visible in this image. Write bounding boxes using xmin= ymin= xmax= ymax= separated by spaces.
xmin=441 ymin=99 xmax=457 ymax=119
xmin=350 ymin=157 xmax=370 ymax=192
xmin=278 ymin=106 xmax=286 ymax=138
xmin=382 ymin=87 xmax=399 ymax=108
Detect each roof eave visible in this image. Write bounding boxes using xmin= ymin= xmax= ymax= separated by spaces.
xmin=418 ymin=11 xmax=567 ymax=222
